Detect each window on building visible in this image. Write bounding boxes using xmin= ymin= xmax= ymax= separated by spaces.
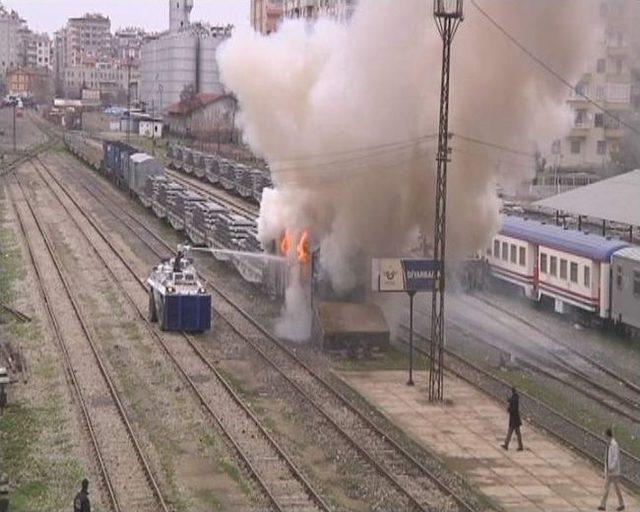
xmin=540 ymin=253 xmax=548 ymax=274
xmin=502 ymin=242 xmax=508 ymax=261
xmin=571 ymin=140 xmax=581 ymax=154
xmin=575 ymin=109 xmax=587 ymax=126
xmin=594 ymin=113 xmax=604 ymax=127
xmin=570 ymin=262 xmax=578 ymax=283
xmin=494 ymin=240 xmax=500 ymax=258
xmin=510 ymin=244 xmax=517 ymax=264
xmin=634 ymin=270 xmax=640 ymax=297
xmin=584 ymin=266 xmax=591 ymax=288
xmin=617 ymin=265 xmax=623 ymax=289
xmin=519 ymin=247 xmax=526 ymax=267
xmin=550 ymin=256 xmax=558 ymax=276
xmin=560 ymin=259 xmax=568 ymax=279
xmin=597 ymin=140 xmax=607 ymax=155
xmin=597 ymin=58 xmax=606 ymax=73
xmin=615 ymin=58 xmax=623 ymax=75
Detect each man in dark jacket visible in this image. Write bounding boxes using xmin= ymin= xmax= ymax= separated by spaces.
xmin=73 ymin=479 xmax=90 ymax=512
xmin=502 ymin=387 xmax=524 ymax=451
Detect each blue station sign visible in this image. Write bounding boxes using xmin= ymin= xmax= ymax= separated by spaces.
xmin=372 ymin=258 xmax=442 ymax=293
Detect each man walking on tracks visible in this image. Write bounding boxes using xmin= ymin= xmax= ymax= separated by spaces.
xmin=73 ymin=479 xmax=90 ymax=512
xmin=598 ymin=428 xmax=625 ymax=511
xmin=502 ymin=387 xmax=523 ymax=451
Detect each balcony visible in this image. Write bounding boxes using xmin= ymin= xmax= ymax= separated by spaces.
xmin=604 ymin=125 xmax=625 ymax=138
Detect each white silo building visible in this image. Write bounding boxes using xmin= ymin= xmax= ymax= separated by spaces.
xmin=141 ymin=0 xmax=232 ymax=115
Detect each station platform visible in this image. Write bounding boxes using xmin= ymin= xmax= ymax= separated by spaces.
xmin=339 ymin=371 xmax=639 ymax=512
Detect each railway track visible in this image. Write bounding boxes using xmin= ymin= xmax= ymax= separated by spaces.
xmin=470 ymin=294 xmax=640 ymax=395
xmin=32 ymin=156 xmax=331 ymax=512
xmin=165 ymin=168 xmax=260 ymax=219
xmin=412 ymin=294 xmax=640 ymax=425
xmin=0 ymin=301 xmax=31 ymax=323
xmin=395 ymin=324 xmax=640 ymax=491
xmin=45 ymin=151 xmax=482 ymax=511
xmin=9 ymin=171 xmax=170 ymax=512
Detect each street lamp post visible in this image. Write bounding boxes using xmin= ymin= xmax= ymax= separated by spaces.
xmin=429 ymin=0 xmax=463 ymax=403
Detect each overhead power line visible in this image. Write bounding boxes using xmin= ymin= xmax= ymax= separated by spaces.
xmin=469 ymin=0 xmax=640 ymax=138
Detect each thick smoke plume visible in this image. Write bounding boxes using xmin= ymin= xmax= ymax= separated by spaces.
xmin=219 ymin=1 xmax=600 ymax=303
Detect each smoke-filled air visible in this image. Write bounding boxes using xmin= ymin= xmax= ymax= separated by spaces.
xmin=218 ymin=0 xmax=600 ymax=337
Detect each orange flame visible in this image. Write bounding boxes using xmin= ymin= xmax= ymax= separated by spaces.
xmin=297 ymin=230 xmax=311 ymax=264
xmin=280 ymin=229 xmax=292 ymax=256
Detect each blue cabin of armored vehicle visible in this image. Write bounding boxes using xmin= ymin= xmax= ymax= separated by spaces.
xmin=147 ymin=253 xmax=212 ymax=332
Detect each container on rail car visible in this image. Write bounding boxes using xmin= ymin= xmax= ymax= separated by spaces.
xmin=147 ymin=250 xmax=211 ymax=332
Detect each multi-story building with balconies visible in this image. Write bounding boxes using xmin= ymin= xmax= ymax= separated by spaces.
xmin=547 ymin=0 xmax=640 ymax=181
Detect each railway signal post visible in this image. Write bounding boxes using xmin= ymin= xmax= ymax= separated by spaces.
xmin=429 ymin=0 xmax=463 ymax=402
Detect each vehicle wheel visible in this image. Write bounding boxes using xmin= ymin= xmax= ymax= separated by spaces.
xmin=148 ymin=290 xmax=157 ymax=322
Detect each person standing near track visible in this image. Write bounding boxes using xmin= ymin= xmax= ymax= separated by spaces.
xmin=502 ymin=387 xmax=523 ymax=451
xmin=73 ymin=479 xmax=90 ymax=512
xmin=599 ymin=428 xmax=625 ymax=511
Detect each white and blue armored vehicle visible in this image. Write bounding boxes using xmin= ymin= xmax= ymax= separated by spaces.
xmin=147 ymin=248 xmax=212 ymax=332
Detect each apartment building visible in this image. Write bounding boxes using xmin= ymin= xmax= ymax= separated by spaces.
xmin=66 ymin=13 xmax=112 ymax=66
xmin=551 ymin=0 xmax=640 ymax=178
xmin=0 ymin=4 xmax=25 ymax=82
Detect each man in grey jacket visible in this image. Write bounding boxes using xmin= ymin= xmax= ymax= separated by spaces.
xmin=598 ymin=428 xmax=625 ymax=511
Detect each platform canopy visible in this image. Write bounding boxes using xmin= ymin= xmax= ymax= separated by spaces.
xmin=534 ymin=169 xmax=640 ymax=227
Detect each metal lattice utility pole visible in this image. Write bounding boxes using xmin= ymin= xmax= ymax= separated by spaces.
xmin=429 ymin=0 xmax=463 ymax=403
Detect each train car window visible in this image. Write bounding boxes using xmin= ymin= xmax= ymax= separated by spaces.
xmin=584 ymin=266 xmax=590 ymax=288
xmin=560 ymin=259 xmax=567 ymax=280
xmin=570 ymin=262 xmax=578 ymax=283
xmin=493 ymin=240 xmax=500 ymax=258
xmin=617 ymin=265 xmax=623 ymax=289
xmin=510 ymin=244 xmax=517 ymax=264
xmin=519 ymin=247 xmax=526 ymax=266
xmin=540 ymin=254 xmax=547 ymax=273
xmin=550 ymin=256 xmax=557 ymax=276
xmin=634 ymin=270 xmax=640 ymax=296
xmin=502 ymin=242 xmax=508 ymax=261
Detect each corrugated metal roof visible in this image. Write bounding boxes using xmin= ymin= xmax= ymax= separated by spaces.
xmin=501 ymin=216 xmax=630 ymax=261
xmin=534 ymin=170 xmax=640 ymax=226
xmin=613 ymin=246 xmax=640 ymax=262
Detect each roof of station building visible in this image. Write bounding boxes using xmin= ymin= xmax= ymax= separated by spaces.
xmin=500 ymin=216 xmax=630 ymax=262
xmin=534 ymin=170 xmax=640 ymax=227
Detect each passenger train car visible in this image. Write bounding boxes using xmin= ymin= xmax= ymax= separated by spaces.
xmin=487 ymin=217 xmax=640 ymax=332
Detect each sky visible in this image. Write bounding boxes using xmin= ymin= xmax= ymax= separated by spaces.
xmin=2 ymin=0 xmax=250 ymax=35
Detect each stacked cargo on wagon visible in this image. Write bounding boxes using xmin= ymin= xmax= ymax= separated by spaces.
xmin=168 ymin=189 xmax=205 ymax=231
xmin=187 ymin=200 xmax=226 ymax=246
xmin=236 ymin=166 xmax=258 ymax=198
xmin=234 ymin=227 xmax=265 ymax=284
xmin=153 ymin=180 xmax=183 ymax=219
xmin=219 ymin=159 xmax=236 ymax=190
xmin=183 ymin=147 xmax=194 ymax=174
xmin=172 ymin=144 xmax=184 ymax=170
xmin=193 ymin=151 xmax=206 ymax=179
xmin=210 ymin=212 xmax=254 ymax=259
xmin=204 ymin=155 xmax=220 ymax=184
xmin=252 ymin=172 xmax=272 ymax=203
xmin=141 ymin=174 xmax=167 ymax=208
